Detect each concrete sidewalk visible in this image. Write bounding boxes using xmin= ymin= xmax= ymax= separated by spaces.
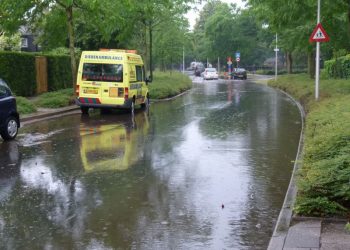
xmin=269 ymin=218 xmax=350 ymax=250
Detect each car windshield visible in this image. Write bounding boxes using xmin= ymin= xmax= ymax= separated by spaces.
xmin=82 ymin=63 xmax=123 ymax=82
xmin=206 ymin=68 xmax=216 ymax=72
xmin=0 ymin=78 xmax=9 ymax=88
xmin=236 ymin=68 xmax=246 ymax=72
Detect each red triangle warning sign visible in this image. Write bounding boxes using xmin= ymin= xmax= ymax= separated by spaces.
xmin=309 ymin=23 xmax=330 ymax=42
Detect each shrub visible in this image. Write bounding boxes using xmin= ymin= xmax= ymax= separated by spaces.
xmin=16 ymin=96 xmax=37 ymax=114
xmin=46 ymin=55 xmax=73 ymax=91
xmin=268 ymin=74 xmax=350 ymax=216
xmin=324 ymin=54 xmax=350 ymax=79
xmin=34 ymin=88 xmax=74 ymax=108
xmin=149 ymin=71 xmax=192 ymax=99
xmin=0 ymin=51 xmax=37 ymax=96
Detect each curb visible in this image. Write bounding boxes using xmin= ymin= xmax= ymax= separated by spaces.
xmin=21 ymin=106 xmax=80 ymax=125
xmin=150 ymin=88 xmax=192 ymax=103
xmin=267 ymin=89 xmax=306 ymax=250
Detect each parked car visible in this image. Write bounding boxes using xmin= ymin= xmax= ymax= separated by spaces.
xmin=194 ymin=63 xmax=205 ymax=77
xmin=232 ymin=68 xmax=247 ymax=80
xmin=203 ymin=68 xmax=219 ymax=80
xmin=0 ymin=79 xmax=20 ymax=140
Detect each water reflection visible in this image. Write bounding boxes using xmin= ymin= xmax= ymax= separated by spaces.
xmin=79 ymin=112 xmax=149 ymax=172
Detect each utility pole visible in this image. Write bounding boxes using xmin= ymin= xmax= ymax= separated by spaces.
xmin=218 ymin=57 xmax=220 ymax=74
xmin=182 ymin=46 xmax=185 ymax=73
xmin=274 ymin=33 xmax=279 ymax=81
xmin=315 ymin=0 xmax=321 ymax=100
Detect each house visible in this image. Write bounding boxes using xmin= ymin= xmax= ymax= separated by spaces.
xmin=19 ymin=26 xmax=40 ymax=52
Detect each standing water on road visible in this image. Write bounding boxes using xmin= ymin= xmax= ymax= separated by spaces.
xmin=0 ymin=79 xmax=301 ymax=249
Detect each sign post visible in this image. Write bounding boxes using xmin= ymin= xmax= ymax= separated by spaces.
xmin=227 ymin=57 xmax=232 ymax=79
xmin=309 ymin=0 xmax=330 ymax=101
xmin=235 ymin=52 xmax=240 ymax=68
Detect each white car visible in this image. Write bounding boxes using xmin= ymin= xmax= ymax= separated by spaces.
xmin=203 ymin=68 xmax=219 ymax=80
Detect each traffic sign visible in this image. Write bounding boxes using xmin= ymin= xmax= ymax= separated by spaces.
xmin=236 ymin=58 xmax=240 ymax=62
xmin=274 ymin=48 xmax=280 ymax=52
xmin=309 ymin=23 xmax=330 ymax=42
xmin=235 ymin=52 xmax=240 ymax=59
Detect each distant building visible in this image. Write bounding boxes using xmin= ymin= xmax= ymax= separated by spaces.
xmin=19 ymin=26 xmax=40 ymax=52
xmin=263 ymin=57 xmax=283 ymax=69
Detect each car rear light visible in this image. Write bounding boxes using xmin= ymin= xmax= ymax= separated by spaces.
xmin=75 ymin=85 xmax=79 ymax=96
xmin=124 ymin=87 xmax=129 ymax=100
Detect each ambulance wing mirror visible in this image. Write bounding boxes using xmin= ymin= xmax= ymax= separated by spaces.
xmin=145 ymin=76 xmax=152 ymax=84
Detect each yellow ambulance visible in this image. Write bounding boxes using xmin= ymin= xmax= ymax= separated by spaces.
xmin=75 ymin=49 xmax=150 ymax=114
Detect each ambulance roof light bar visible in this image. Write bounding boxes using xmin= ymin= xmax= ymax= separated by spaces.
xmin=99 ymin=49 xmax=137 ymax=54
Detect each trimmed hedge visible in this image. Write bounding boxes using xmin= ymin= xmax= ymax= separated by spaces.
xmin=46 ymin=55 xmax=73 ymax=91
xmin=324 ymin=54 xmax=350 ymax=79
xmin=0 ymin=51 xmax=37 ymax=96
xmin=0 ymin=51 xmax=73 ymax=96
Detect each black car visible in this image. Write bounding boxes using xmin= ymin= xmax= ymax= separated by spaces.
xmin=0 ymin=79 xmax=20 ymax=140
xmin=194 ymin=63 xmax=205 ymax=77
xmin=232 ymin=68 xmax=247 ymax=80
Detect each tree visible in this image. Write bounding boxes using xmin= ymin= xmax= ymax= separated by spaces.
xmin=0 ymin=0 xmax=82 ymax=89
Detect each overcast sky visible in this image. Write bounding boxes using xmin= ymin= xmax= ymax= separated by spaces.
xmin=185 ymin=0 xmax=246 ymax=30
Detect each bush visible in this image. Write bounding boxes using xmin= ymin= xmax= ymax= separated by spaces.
xmin=0 ymin=51 xmax=74 ymax=96
xmin=16 ymin=96 xmax=37 ymax=114
xmin=268 ymin=74 xmax=350 ymax=216
xmin=0 ymin=51 xmax=37 ymax=96
xmin=46 ymin=55 xmax=73 ymax=91
xmin=149 ymin=71 xmax=192 ymax=99
xmin=34 ymin=88 xmax=74 ymax=108
xmin=324 ymin=54 xmax=350 ymax=79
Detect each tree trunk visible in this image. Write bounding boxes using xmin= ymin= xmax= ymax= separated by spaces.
xmin=149 ymin=26 xmax=153 ymax=80
xmin=286 ymin=52 xmax=293 ymax=74
xmin=65 ymin=5 xmax=77 ymax=93
xmin=308 ymin=51 xmax=315 ymax=79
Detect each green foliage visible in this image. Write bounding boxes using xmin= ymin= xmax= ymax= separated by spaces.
xmin=268 ymin=74 xmax=350 ymax=216
xmin=149 ymin=71 xmax=192 ymax=99
xmin=345 ymin=222 xmax=350 ymax=232
xmin=0 ymin=32 xmax=21 ymax=51
xmin=16 ymin=96 xmax=37 ymax=114
xmin=294 ymin=197 xmax=346 ymax=216
xmin=324 ymin=54 xmax=350 ymax=79
xmin=46 ymin=55 xmax=73 ymax=91
xmin=0 ymin=51 xmax=74 ymax=96
xmin=0 ymin=51 xmax=37 ymax=96
xmin=34 ymin=88 xmax=74 ymax=108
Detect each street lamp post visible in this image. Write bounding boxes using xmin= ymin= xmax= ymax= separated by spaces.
xmin=274 ymin=33 xmax=278 ymax=81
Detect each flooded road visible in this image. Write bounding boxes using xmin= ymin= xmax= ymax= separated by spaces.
xmin=0 ymin=79 xmax=301 ymax=249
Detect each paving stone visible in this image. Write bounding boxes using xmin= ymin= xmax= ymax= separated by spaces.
xmin=320 ymin=243 xmax=350 ymax=250
xmin=284 ymin=222 xmax=321 ymax=249
xmin=321 ymin=222 xmax=350 ymax=245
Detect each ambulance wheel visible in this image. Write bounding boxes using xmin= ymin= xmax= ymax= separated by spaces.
xmin=130 ymin=98 xmax=135 ymax=114
xmin=141 ymin=95 xmax=150 ymax=109
xmin=81 ymin=107 xmax=89 ymax=115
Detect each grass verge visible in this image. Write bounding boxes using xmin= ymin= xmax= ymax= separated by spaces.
xmin=268 ymin=74 xmax=350 ymax=217
xmin=33 ymin=88 xmax=75 ymax=108
xmin=149 ymin=71 xmax=192 ymax=99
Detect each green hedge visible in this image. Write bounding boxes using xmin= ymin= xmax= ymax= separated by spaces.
xmin=0 ymin=51 xmax=73 ymax=96
xmin=46 ymin=55 xmax=73 ymax=91
xmin=324 ymin=54 xmax=350 ymax=79
xmin=0 ymin=51 xmax=37 ymax=96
